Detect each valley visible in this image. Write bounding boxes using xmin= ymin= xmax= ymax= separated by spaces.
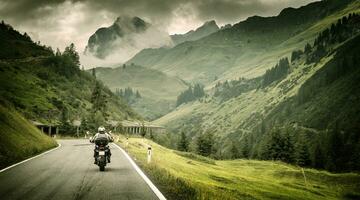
xmin=1 ymin=0 xmax=360 ymax=199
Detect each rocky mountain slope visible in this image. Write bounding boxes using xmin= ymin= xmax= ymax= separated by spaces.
xmin=84 ymin=16 xmax=173 ymax=61
xmin=170 ymin=20 xmax=219 ymax=45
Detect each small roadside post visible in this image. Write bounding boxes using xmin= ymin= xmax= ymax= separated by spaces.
xmin=125 ymin=137 xmax=129 ymax=148
xmin=301 ymin=168 xmax=308 ymax=187
xmin=85 ymin=131 xmax=90 ymax=139
xmin=147 ymin=146 xmax=152 ymax=164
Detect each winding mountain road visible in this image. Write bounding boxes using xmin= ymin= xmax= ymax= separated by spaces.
xmin=0 ymin=139 xmax=161 ymax=200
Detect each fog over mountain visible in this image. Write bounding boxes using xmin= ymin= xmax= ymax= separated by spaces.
xmin=0 ymin=0 xmax=316 ymax=68
xmin=81 ymin=16 xmax=172 ymax=67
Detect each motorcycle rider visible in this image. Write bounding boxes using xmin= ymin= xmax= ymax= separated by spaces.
xmin=92 ymin=126 xmax=113 ymax=164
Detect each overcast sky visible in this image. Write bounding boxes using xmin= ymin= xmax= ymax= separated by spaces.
xmin=0 ymin=0 xmax=317 ymax=63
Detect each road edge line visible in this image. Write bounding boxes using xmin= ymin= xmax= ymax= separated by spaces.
xmin=113 ymin=143 xmax=167 ymax=200
xmin=0 ymin=142 xmax=62 ymax=173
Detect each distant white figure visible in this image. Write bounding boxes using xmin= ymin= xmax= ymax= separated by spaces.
xmin=85 ymin=131 xmax=90 ymax=139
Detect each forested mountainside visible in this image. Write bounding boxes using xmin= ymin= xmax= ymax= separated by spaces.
xmin=0 ymin=21 xmax=140 ymax=134
xmin=126 ymin=0 xmax=357 ymax=84
xmin=153 ymin=10 xmax=360 ymax=172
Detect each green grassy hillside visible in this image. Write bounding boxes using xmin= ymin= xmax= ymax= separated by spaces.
xmin=94 ymin=65 xmax=187 ymax=120
xmin=0 ymin=22 xmax=52 ymax=59
xmin=0 ymin=104 xmax=57 ymax=169
xmin=117 ymin=136 xmax=360 ymax=200
xmin=0 ymin=22 xmax=139 ymax=129
xmin=153 ymin=12 xmax=360 ymax=172
xmin=127 ymin=0 xmax=358 ymax=85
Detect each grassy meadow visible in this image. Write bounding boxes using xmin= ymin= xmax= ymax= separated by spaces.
xmin=0 ymin=104 xmax=57 ymax=169
xmin=117 ymin=136 xmax=360 ymax=200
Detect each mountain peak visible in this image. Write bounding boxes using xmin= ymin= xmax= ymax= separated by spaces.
xmin=203 ymin=20 xmax=217 ymax=27
xmin=85 ymin=16 xmax=150 ymax=59
xmin=195 ymin=20 xmax=219 ymax=31
xmin=171 ymin=20 xmax=219 ymax=45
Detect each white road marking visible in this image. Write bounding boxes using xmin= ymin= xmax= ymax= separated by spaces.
xmin=112 ymin=143 xmax=167 ymax=200
xmin=0 ymin=143 xmax=61 ymax=173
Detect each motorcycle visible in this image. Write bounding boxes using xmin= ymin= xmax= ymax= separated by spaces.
xmin=91 ymin=136 xmax=110 ymax=171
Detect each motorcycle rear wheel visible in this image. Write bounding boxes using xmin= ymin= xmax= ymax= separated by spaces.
xmin=100 ymin=165 xmax=105 ymax=171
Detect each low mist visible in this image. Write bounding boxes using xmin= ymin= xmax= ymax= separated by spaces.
xmin=81 ymin=24 xmax=173 ymax=69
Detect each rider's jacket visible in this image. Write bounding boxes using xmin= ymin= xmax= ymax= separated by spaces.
xmin=92 ymin=132 xmax=114 ymax=145
xmin=93 ymin=132 xmax=113 ymax=141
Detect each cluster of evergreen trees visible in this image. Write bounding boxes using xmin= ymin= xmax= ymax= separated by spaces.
xmin=177 ymin=131 xmax=216 ymax=157
xmin=306 ymin=13 xmax=359 ymax=63
xmin=171 ymin=14 xmax=360 ymax=172
xmin=255 ymin=15 xmax=360 ymax=172
xmin=176 ymin=83 xmax=205 ymax=106
xmin=214 ymin=77 xmax=260 ymax=101
xmin=115 ymin=87 xmax=141 ymax=103
xmin=297 ymin=14 xmax=360 ymax=105
xmin=256 ymin=124 xmax=360 ymax=171
xmin=44 ymin=43 xmax=81 ymax=79
xmin=315 ymin=13 xmax=359 ymax=47
xmin=290 ymin=50 xmax=303 ymax=63
xmin=260 ymin=127 xmax=309 ymax=166
xmin=262 ymin=57 xmax=290 ymax=87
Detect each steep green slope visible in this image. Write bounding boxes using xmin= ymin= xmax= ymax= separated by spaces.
xmin=94 ymin=65 xmax=187 ymax=119
xmin=153 ymin=13 xmax=360 ymax=171
xmin=0 ymin=22 xmax=52 ymax=59
xmin=0 ymin=22 xmax=139 ymax=133
xmin=0 ymin=104 xmax=57 ymax=169
xmin=127 ymin=0 xmax=357 ymax=84
xmin=0 ymin=58 xmax=138 ymax=124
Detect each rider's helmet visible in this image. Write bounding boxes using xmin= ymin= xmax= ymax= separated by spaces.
xmin=98 ymin=126 xmax=106 ymax=134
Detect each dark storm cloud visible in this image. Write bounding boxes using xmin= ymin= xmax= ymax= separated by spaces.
xmin=1 ymin=0 xmax=317 ymax=25
xmin=191 ymin=0 xmax=318 ymax=24
xmin=0 ymin=0 xmax=66 ymax=21
xmin=0 ymin=0 xmax=317 ymax=67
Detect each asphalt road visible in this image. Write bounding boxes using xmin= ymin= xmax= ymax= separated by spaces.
xmin=0 ymin=139 xmax=159 ymax=200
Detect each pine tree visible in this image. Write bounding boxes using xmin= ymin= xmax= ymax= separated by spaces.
xmin=312 ymin=142 xmax=324 ymax=169
xmin=92 ymin=68 xmax=96 ymax=78
xmin=230 ymin=142 xmax=239 ymax=159
xmin=196 ymin=132 xmax=215 ymax=157
xmin=178 ymin=132 xmax=189 ymax=151
xmin=136 ymin=90 xmax=141 ymax=98
xmin=59 ymin=108 xmax=73 ymax=134
xmin=291 ymin=50 xmax=303 ymax=62
xmin=63 ymin=43 xmax=80 ymax=67
xmin=241 ymin=137 xmax=250 ymax=158
xmin=264 ymin=128 xmax=294 ymax=163
xmin=91 ymin=81 xmax=107 ymax=114
xmin=304 ymin=43 xmax=312 ymax=54
xmin=294 ymin=134 xmax=310 ymax=166
xmin=55 ymin=48 xmax=61 ymax=56
xmin=193 ymin=83 xmax=205 ymax=98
